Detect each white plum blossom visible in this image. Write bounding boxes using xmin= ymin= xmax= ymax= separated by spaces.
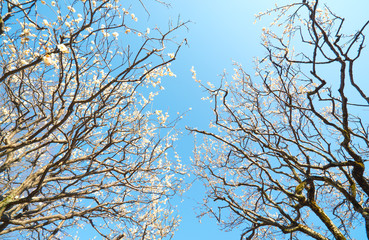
xmin=42 ymin=54 xmax=56 ymax=66
xmin=57 ymin=44 xmax=69 ymax=53
xmin=112 ymin=32 xmax=119 ymax=39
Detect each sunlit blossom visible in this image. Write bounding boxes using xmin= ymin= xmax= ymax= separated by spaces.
xmin=112 ymin=32 xmax=119 ymax=39
xmin=57 ymin=44 xmax=69 ymax=53
xmin=43 ymin=19 xmax=52 ymax=27
xmin=67 ymin=6 xmax=76 ymax=13
xmin=43 ymin=54 xmax=55 ymax=66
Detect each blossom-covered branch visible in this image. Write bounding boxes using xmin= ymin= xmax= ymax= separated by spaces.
xmin=0 ymin=0 xmax=187 ymax=239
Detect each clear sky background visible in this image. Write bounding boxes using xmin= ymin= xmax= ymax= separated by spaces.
xmin=2 ymin=0 xmax=368 ymax=239
xmin=128 ymin=1 xmax=369 ymax=240
xmin=75 ymin=0 xmax=368 ymax=239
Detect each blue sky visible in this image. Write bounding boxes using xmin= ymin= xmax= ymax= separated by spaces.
xmin=1 ymin=0 xmax=368 ymax=239
xmin=149 ymin=1 xmax=271 ymax=239
xmin=142 ymin=1 xmax=369 ymax=240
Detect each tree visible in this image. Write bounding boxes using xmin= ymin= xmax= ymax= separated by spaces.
xmin=0 ymin=0 xmax=187 ymax=239
xmin=190 ymin=1 xmax=369 ymax=239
